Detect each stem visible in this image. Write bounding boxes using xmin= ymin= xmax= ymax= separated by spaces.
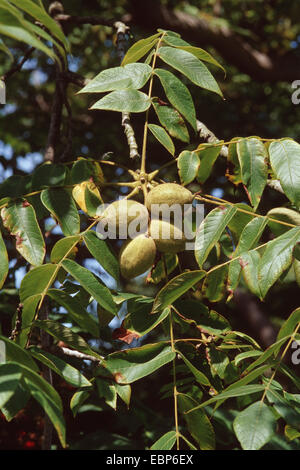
xmin=260 ymin=322 xmax=300 ymax=404
xmin=169 ymin=309 xmax=180 ymax=450
xmin=140 ymin=33 xmax=166 ymax=174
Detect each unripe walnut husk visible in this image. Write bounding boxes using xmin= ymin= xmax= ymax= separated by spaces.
xmin=149 ymin=219 xmax=186 ymax=253
xmin=146 ymin=183 xmax=193 ymax=212
xmin=119 ymin=234 xmax=156 ymax=279
xmin=101 ymin=199 xmax=148 ymax=238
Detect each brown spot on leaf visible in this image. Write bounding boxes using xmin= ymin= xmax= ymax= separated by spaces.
xmin=113 ymin=372 xmax=125 ymax=384
xmin=22 ymin=201 xmax=30 ymax=207
xmin=15 ymin=234 xmax=24 ymax=246
xmin=112 ymin=327 xmax=140 ymax=345
xmin=239 ymin=258 xmax=248 ymax=269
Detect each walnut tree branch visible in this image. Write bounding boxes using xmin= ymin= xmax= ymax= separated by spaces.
xmin=127 ymin=0 xmax=300 ymax=83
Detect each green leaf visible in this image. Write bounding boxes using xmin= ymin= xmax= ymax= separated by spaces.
xmin=0 ymin=174 xmax=31 ymax=198
xmin=227 ymin=203 xmax=254 ymax=242
xmin=154 ymin=68 xmax=197 ymax=131
xmin=123 ymin=306 xmax=170 ymax=337
xmin=47 ymin=288 xmax=98 ymax=336
xmin=50 ymin=235 xmax=80 ymax=264
xmin=267 ymin=207 xmax=300 ymax=238
xmin=1 ymin=379 xmax=30 ymax=421
xmin=235 ymin=216 xmax=268 ymax=256
xmin=158 ymin=46 xmax=223 ymax=97
xmin=0 ymin=39 xmax=13 ymax=59
xmin=277 ymin=307 xmax=300 ymax=342
xmin=266 ymin=387 xmax=300 ymax=429
xmin=203 ymin=264 xmax=228 ymax=302
xmin=209 ymin=347 xmax=230 ymax=379
xmin=269 ymin=139 xmax=300 ymax=208
xmin=121 ymin=33 xmax=161 ymax=65
xmin=0 ymin=230 xmax=8 ymax=289
xmin=233 ymin=401 xmax=276 ymax=450
xmin=189 ymin=384 xmax=265 ymax=412
xmin=147 ymin=253 xmax=178 ymax=284
xmin=70 ymin=390 xmax=90 ymax=416
xmin=240 ymin=250 xmax=262 ymax=298
xmin=34 ymin=319 xmax=101 ymax=359
xmin=31 ymin=163 xmax=66 ymax=190
xmin=1 ymin=201 xmax=45 ymax=266
xmin=61 ymin=259 xmax=118 ymax=314
xmin=79 ymin=63 xmax=152 ymax=93
xmin=178 ymin=150 xmax=200 ymax=185
xmin=104 ymin=342 xmax=175 ymax=384
xmin=150 ymin=431 xmax=177 ymax=450
xmin=17 ymin=294 xmax=42 ymax=348
xmin=83 ymin=231 xmax=119 ymax=281
xmin=20 ymin=264 xmax=57 ymax=302
xmin=148 ymin=124 xmax=175 ymax=156
xmin=0 ymin=335 xmax=38 ymax=371
xmin=29 ymin=347 xmax=92 ymax=388
xmin=245 ymin=336 xmax=289 ymax=373
xmin=234 ymin=350 xmax=262 ymax=366
xmin=237 ymin=138 xmax=268 ymax=210
xmin=70 ymin=158 xmax=94 ymax=184
xmin=152 ymin=270 xmax=206 ymax=313
xmin=115 ymin=383 xmax=131 ymax=407
xmin=96 ymin=378 xmax=117 ymax=410
xmin=195 ymin=205 xmax=237 ymax=268
xmin=0 ymin=363 xmax=22 ymax=408
xmin=152 ymin=100 xmax=189 ymax=142
xmin=9 ymin=0 xmax=69 ymax=52
xmin=175 ymin=300 xmax=231 ymax=335
xmin=17 ymin=362 xmax=66 ymax=447
xmin=285 ymin=425 xmax=300 ymax=441
xmin=0 ymin=7 xmax=56 ymax=61
xmin=196 ymin=144 xmax=222 ymax=183
xmin=177 ymin=351 xmax=211 ymax=386
xmin=227 ymin=138 xmax=243 ymax=185
xmin=41 ymin=188 xmax=80 ymax=236
xmin=259 ymin=227 xmax=300 ymax=298
xmin=91 ymin=90 xmax=151 ymax=113
xmin=178 ymin=393 xmax=215 ymax=450
xmin=163 ymin=34 xmax=225 ymax=73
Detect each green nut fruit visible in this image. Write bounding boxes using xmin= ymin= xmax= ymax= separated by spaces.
xmin=267 ymin=207 xmax=300 ymax=237
xmin=119 ymin=234 xmax=156 ymax=279
xmin=146 ymin=183 xmax=193 ymax=212
xmin=100 ymin=199 xmax=148 ymax=238
xmin=149 ymin=219 xmax=186 ymax=253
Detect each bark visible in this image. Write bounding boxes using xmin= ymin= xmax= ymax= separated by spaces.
xmin=127 ymin=0 xmax=300 ymax=82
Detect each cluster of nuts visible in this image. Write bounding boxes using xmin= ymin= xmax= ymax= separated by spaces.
xmin=101 ymin=183 xmax=193 ymax=280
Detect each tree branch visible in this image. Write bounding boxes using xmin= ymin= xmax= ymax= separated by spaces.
xmin=1 ymin=47 xmax=35 ymax=82
xmin=127 ymin=0 xmax=300 ymax=82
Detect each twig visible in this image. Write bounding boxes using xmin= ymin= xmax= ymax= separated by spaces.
xmin=55 ymin=14 xmax=114 ymax=28
xmin=60 ymin=70 xmax=89 ymax=88
xmin=9 ymin=303 xmax=23 ymax=341
xmin=197 ymin=120 xmax=228 ymax=158
xmin=114 ymin=21 xmax=140 ymax=160
xmin=196 ymin=120 xmax=285 ymax=195
xmin=1 ymin=47 xmax=35 ymax=82
xmin=52 ymin=345 xmax=103 ymax=363
xmin=44 ymin=70 xmax=63 ymax=162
